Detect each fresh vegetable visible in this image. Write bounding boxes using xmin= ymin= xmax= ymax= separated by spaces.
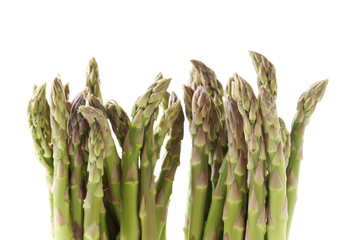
xmin=28 ymin=59 xmax=184 ymax=240
xmin=28 ymin=53 xmax=327 ymax=240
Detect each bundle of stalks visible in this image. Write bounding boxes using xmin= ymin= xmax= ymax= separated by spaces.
xmin=183 ymin=52 xmax=327 ymax=240
xmin=28 ymin=52 xmax=327 ymax=240
xmin=28 ymin=58 xmax=184 ymax=240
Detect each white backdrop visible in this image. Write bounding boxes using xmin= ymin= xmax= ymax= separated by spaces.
xmin=1 ymin=1 xmax=359 ymax=239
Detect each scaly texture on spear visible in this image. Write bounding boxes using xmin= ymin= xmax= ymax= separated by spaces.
xmin=28 ymin=83 xmax=54 ymax=235
xmin=259 ymin=87 xmax=287 ymax=240
xmin=50 ymin=76 xmax=73 ymax=240
xmin=121 ymin=75 xmax=171 ymax=240
xmin=286 ymin=79 xmax=328 ymax=239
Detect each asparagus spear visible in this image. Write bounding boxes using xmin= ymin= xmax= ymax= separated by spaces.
xmin=233 ymin=74 xmax=266 ymax=240
xmin=189 ymin=60 xmax=226 ymax=189
xmin=154 ymin=93 xmax=182 ymax=162
xmin=189 ymin=60 xmax=225 ymax=122
xmin=202 ymin=174 xmax=225 ymax=240
xmin=121 ymin=75 xmax=171 ymax=240
xmin=160 ymin=91 xmax=171 ymax=111
xmin=221 ymin=96 xmax=248 ymax=240
xmin=100 ymin=200 xmax=109 ymax=240
xmin=88 ymin=94 xmax=122 ymax=239
xmin=155 ymin=93 xmax=182 ymax=189
xmin=249 ymin=51 xmax=277 ymax=99
xmin=259 ymin=87 xmax=287 ymax=240
xmin=86 ymin=57 xmax=103 ymax=103
xmin=140 ymin=92 xmax=182 ymax=240
xmin=140 ymin=116 xmax=157 ymax=240
xmin=63 ymin=82 xmax=70 ymax=101
xmin=185 ymin=86 xmax=214 ymax=240
xmin=79 ymin=106 xmax=109 ymax=240
xmin=155 ymin=93 xmax=184 ymax=240
xmin=27 ymin=83 xmax=54 ymax=235
xmin=105 ymin=100 xmax=130 ymax=148
xmin=286 ymin=79 xmax=328 ymax=239
xmin=50 ymin=76 xmax=73 ymax=240
xmin=68 ymin=92 xmax=88 ymax=240
xmin=279 ymin=118 xmax=291 ymax=169
xmin=183 ymin=86 xmax=194 ymax=239
xmin=89 ymin=94 xmax=107 ymax=115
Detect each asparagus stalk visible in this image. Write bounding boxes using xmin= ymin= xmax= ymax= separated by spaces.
xmin=50 ymin=76 xmax=73 ymax=240
xmin=63 ymin=82 xmax=70 ymax=101
xmin=202 ymin=176 xmax=225 ymax=240
xmin=233 ymin=74 xmax=267 ymax=240
xmin=140 ymin=116 xmax=157 ymax=240
xmin=79 ymin=106 xmax=109 ymax=240
xmin=183 ymin=85 xmax=194 ymax=239
xmin=160 ymin=91 xmax=171 ymax=111
xmin=87 ymin=94 xmax=121 ymax=239
xmin=185 ymin=86 xmax=214 ymax=240
xmin=105 ymin=100 xmax=130 ymax=148
xmin=153 ymin=93 xmax=181 ymax=160
xmin=221 ymin=96 xmax=248 ymax=239
xmin=89 ymin=94 xmax=123 ymax=231
xmin=121 ymin=76 xmax=171 ymax=240
xmin=100 ymin=200 xmax=109 ymax=240
xmin=141 ymin=92 xmax=182 ymax=240
xmin=249 ymin=51 xmax=277 ymax=100
xmin=155 ymin=93 xmax=184 ymax=240
xmin=286 ymin=79 xmax=328 ymax=239
xmin=155 ymin=93 xmax=182 ymax=169
xmin=279 ymin=118 xmax=291 ymax=169
xmin=259 ymin=87 xmax=287 ymax=240
xmin=86 ymin=57 xmax=103 ymax=103
xmin=189 ymin=60 xmax=226 ymax=189
xmin=68 ymin=92 xmax=88 ymax=240
xmin=189 ymin=60 xmax=225 ymax=122
xmin=89 ymin=94 xmax=107 ymax=115
xmin=27 ymin=83 xmax=54 ymax=235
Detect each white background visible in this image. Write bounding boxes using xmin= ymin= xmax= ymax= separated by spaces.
xmin=1 ymin=1 xmax=359 ymax=239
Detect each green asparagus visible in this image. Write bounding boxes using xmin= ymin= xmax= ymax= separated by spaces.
xmin=286 ymin=79 xmax=328 ymax=239
xmin=50 ymin=76 xmax=73 ymax=240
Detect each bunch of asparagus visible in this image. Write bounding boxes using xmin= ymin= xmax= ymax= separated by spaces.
xmin=27 ymin=58 xmax=184 ymax=240
xmin=183 ymin=52 xmax=328 ymax=240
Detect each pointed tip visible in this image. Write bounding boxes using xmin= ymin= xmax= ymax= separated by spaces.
xmin=73 ymin=221 xmax=83 ymax=239
xmin=287 ymin=168 xmax=297 ymax=189
xmin=234 ymin=207 xmax=245 ymax=230
xmin=111 ymin=163 xmax=121 ymax=183
xmin=165 ymin=163 xmax=177 ymax=182
xmin=57 ymin=159 xmax=67 ymax=178
xmin=225 ymin=162 xmax=234 ymax=185
xmin=213 ymin=180 xmax=224 ymax=198
xmin=266 ymin=207 xmax=275 ymax=231
xmin=85 ymin=222 xmax=100 ymax=239
xmin=280 ymin=197 xmax=288 ymax=220
xmin=156 ymin=188 xmax=164 ymax=206
xmin=194 ymin=126 xmax=206 ymax=147
xmin=205 ymin=229 xmax=217 ymax=240
xmin=54 ymin=208 xmax=66 ymax=226
xmin=273 ymin=141 xmax=285 ymax=166
xmin=248 ymin=188 xmax=258 ymax=212
xmin=196 ymin=169 xmax=208 ymax=189
xmin=269 ymin=168 xmax=283 ymax=190
xmin=257 ymin=204 xmax=266 ymax=227
xmin=125 ymin=162 xmax=138 ymax=181
xmin=254 ymin=160 xmax=264 ymax=184
xmin=227 ymin=180 xmax=241 ymax=202
xmin=222 ymin=201 xmax=228 ymax=220
xmin=244 ymin=220 xmax=250 ymax=240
